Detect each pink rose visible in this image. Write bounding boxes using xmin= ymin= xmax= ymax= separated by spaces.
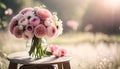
xmin=18 ymin=16 xmax=28 ymax=25
xmin=19 ymin=8 xmax=34 ymax=14
xmin=34 ymin=24 xmax=47 ymax=38
xmin=26 ymin=24 xmax=34 ymax=32
xmin=48 ymin=45 xmax=58 ymax=52
xmin=9 ymin=17 xmax=18 ymax=34
xmin=22 ymin=31 xmax=33 ymax=40
xmin=59 ymin=48 xmax=67 ymax=56
xmin=47 ymin=25 xmax=57 ymax=37
xmin=48 ymin=45 xmax=67 ymax=57
xmin=36 ymin=8 xmax=52 ymax=19
xmin=13 ymin=26 xmax=23 ymax=38
xmin=53 ymin=49 xmax=62 ymax=58
xmin=29 ymin=16 xmax=40 ymax=26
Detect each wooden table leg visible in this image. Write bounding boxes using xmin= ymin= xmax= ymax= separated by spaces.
xmin=8 ymin=62 xmax=18 ymax=69
xmin=63 ymin=61 xmax=71 ymax=69
xmin=58 ymin=63 xmax=63 ymax=69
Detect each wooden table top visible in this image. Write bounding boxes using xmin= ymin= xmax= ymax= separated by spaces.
xmin=7 ymin=51 xmax=71 ymax=65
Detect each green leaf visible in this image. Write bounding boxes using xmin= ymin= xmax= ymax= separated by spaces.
xmin=0 ymin=2 xmax=7 ymax=9
xmin=45 ymin=51 xmax=52 ymax=56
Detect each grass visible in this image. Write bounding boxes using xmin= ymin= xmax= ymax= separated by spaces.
xmin=0 ymin=32 xmax=120 ymax=69
xmin=47 ymin=32 xmax=120 ymax=45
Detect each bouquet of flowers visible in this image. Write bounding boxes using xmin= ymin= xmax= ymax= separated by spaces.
xmin=9 ymin=7 xmax=66 ymax=58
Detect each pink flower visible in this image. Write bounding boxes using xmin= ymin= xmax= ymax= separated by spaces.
xmin=48 ymin=45 xmax=58 ymax=52
xmin=26 ymin=24 xmax=34 ymax=32
xmin=29 ymin=16 xmax=40 ymax=26
xmin=47 ymin=25 xmax=57 ymax=37
xmin=66 ymin=20 xmax=79 ymax=31
xmin=5 ymin=8 xmax=13 ymax=15
xmin=19 ymin=8 xmax=34 ymax=14
xmin=18 ymin=16 xmax=28 ymax=25
xmin=9 ymin=17 xmax=18 ymax=34
xmin=22 ymin=31 xmax=33 ymax=40
xmin=84 ymin=24 xmax=93 ymax=31
xmin=59 ymin=48 xmax=67 ymax=56
xmin=13 ymin=26 xmax=23 ymax=38
xmin=36 ymin=8 xmax=52 ymax=19
xmin=48 ymin=45 xmax=67 ymax=57
xmin=53 ymin=49 xmax=62 ymax=58
xmin=44 ymin=18 xmax=54 ymax=26
xmin=34 ymin=24 xmax=47 ymax=38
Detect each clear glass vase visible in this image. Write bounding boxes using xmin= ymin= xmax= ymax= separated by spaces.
xmin=28 ymin=36 xmax=47 ymax=59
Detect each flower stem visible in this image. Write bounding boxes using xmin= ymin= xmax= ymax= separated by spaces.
xmin=29 ymin=36 xmax=45 ymax=59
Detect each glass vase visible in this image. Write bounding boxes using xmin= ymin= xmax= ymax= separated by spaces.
xmin=28 ymin=36 xmax=47 ymax=59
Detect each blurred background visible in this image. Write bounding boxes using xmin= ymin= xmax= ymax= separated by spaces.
xmin=0 ymin=0 xmax=120 ymax=69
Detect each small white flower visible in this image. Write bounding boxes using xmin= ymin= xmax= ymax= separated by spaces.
xmin=56 ymin=20 xmax=63 ymax=35
xmin=18 ymin=25 xmax=24 ymax=30
xmin=52 ymin=14 xmax=58 ymax=21
xmin=34 ymin=7 xmax=40 ymax=11
xmin=44 ymin=18 xmax=54 ymax=26
xmin=24 ymin=11 xmax=34 ymax=20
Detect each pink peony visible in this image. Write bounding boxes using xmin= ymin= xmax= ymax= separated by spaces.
xmin=53 ymin=49 xmax=62 ymax=58
xmin=18 ymin=16 xmax=28 ymax=25
xmin=36 ymin=8 xmax=52 ymax=19
xmin=48 ymin=45 xmax=58 ymax=52
xmin=29 ymin=16 xmax=40 ymax=26
xmin=19 ymin=8 xmax=34 ymax=14
xmin=22 ymin=31 xmax=33 ymax=40
xmin=13 ymin=26 xmax=23 ymax=38
xmin=44 ymin=18 xmax=54 ymax=26
xmin=34 ymin=24 xmax=47 ymax=38
xmin=47 ymin=25 xmax=57 ymax=37
xmin=26 ymin=24 xmax=34 ymax=32
xmin=9 ymin=17 xmax=18 ymax=34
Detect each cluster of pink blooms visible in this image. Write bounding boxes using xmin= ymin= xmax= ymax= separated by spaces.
xmin=9 ymin=7 xmax=63 ymax=40
xmin=48 ymin=45 xmax=67 ymax=58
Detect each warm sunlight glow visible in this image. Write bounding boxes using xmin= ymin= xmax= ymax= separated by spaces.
xmin=106 ymin=0 xmax=120 ymax=7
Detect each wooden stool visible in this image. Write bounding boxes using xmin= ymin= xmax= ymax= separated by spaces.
xmin=7 ymin=51 xmax=71 ymax=69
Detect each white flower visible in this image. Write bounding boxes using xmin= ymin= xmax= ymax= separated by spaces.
xmin=52 ymin=14 xmax=58 ymax=21
xmin=15 ymin=14 xmax=24 ymax=20
xmin=18 ymin=16 xmax=28 ymax=25
xmin=56 ymin=20 xmax=63 ymax=35
xmin=24 ymin=11 xmax=34 ymax=20
xmin=44 ymin=18 xmax=54 ymax=26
